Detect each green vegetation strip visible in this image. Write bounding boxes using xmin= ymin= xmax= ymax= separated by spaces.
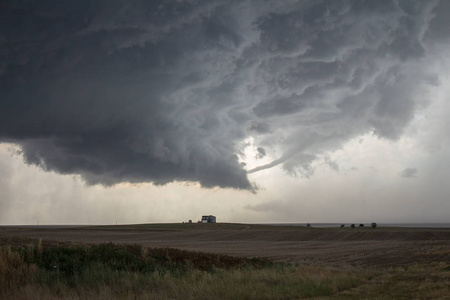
xmin=21 ymin=242 xmax=274 ymax=275
xmin=0 ymin=240 xmax=448 ymax=300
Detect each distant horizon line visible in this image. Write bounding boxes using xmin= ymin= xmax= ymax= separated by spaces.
xmin=1 ymin=222 xmax=450 ymax=228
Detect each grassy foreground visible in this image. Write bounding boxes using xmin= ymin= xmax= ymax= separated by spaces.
xmin=0 ymin=240 xmax=448 ymax=299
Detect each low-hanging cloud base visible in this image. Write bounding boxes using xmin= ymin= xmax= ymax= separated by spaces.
xmin=1 ymin=0 xmax=449 ymax=190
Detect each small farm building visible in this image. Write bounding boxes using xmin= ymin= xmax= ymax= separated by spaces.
xmin=201 ymin=215 xmax=216 ymax=223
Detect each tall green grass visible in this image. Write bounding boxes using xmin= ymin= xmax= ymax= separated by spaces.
xmin=1 ymin=241 xmax=447 ymax=299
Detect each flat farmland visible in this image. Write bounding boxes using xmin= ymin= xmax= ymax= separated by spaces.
xmin=1 ymin=223 xmax=449 ymax=267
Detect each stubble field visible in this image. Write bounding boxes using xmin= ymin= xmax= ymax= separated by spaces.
xmin=1 ymin=223 xmax=449 ymax=299
xmin=1 ymin=223 xmax=449 ymax=266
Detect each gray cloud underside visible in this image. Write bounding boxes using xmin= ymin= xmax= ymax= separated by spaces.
xmin=1 ymin=0 xmax=449 ymax=189
xmin=400 ymin=167 xmax=418 ymax=178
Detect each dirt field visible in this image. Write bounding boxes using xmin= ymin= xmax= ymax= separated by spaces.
xmin=1 ymin=223 xmax=449 ymax=267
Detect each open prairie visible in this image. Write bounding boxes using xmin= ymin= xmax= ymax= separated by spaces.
xmin=1 ymin=223 xmax=449 ymax=267
xmin=1 ymin=224 xmax=450 ymax=299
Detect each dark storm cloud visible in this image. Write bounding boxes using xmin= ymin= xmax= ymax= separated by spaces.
xmin=0 ymin=0 xmax=448 ymax=189
xmin=255 ymin=147 xmax=266 ymax=159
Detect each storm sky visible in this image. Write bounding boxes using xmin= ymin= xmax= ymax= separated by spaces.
xmin=1 ymin=0 xmax=449 ymax=224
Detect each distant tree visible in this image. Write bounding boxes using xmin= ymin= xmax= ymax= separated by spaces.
xmin=371 ymin=222 xmax=377 ymax=229
xmin=359 ymin=224 xmax=364 ymax=227
xmin=306 ymin=223 xmax=311 ymax=228
xmin=340 ymin=224 xmax=345 ymax=228
xmin=350 ymin=224 xmax=355 ymax=228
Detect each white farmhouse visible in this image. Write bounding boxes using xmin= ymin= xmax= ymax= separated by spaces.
xmin=201 ymin=215 xmax=216 ymax=223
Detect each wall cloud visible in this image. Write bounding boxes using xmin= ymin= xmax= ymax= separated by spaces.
xmin=1 ymin=0 xmax=449 ymax=189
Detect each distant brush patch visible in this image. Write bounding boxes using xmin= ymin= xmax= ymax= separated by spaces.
xmin=17 ymin=242 xmax=276 ymax=277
